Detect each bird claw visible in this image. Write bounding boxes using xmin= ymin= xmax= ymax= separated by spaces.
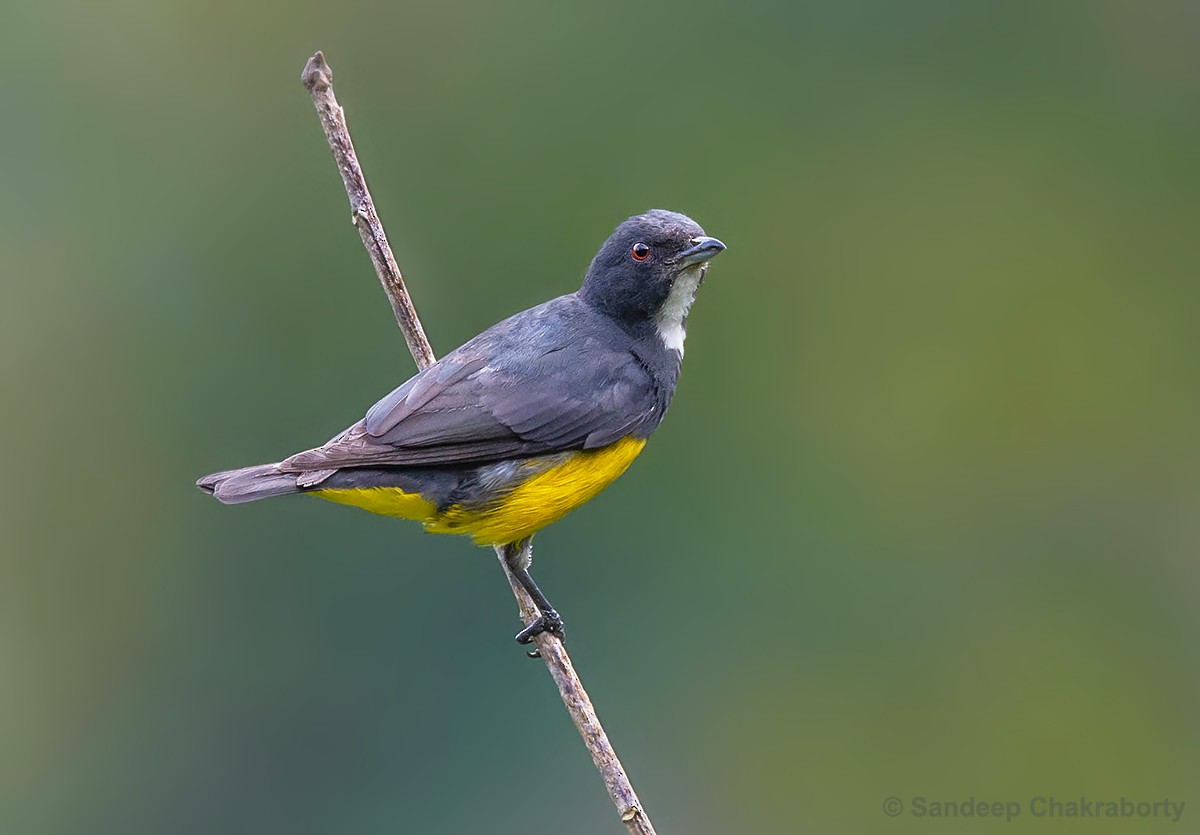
xmin=515 ymin=609 xmax=565 ymax=658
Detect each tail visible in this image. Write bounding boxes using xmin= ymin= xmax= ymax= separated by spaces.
xmin=197 ymin=463 xmax=312 ymax=504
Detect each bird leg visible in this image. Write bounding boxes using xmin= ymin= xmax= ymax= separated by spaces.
xmin=502 ymin=538 xmax=566 ymax=658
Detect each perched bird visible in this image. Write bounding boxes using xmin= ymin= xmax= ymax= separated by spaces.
xmin=198 ymin=209 xmax=725 ymax=649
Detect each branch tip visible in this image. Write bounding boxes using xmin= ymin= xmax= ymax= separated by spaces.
xmin=301 ymin=51 xmax=332 ymax=92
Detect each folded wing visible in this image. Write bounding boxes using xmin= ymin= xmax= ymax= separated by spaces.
xmin=280 ymin=298 xmax=658 ymax=473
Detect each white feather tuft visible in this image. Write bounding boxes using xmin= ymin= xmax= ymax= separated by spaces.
xmin=655 ymin=265 xmax=704 ymax=355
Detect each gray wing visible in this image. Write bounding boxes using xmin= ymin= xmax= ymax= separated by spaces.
xmin=280 ymin=296 xmax=658 ymax=472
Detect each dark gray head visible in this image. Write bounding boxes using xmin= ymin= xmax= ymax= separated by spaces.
xmin=580 ymin=210 xmax=725 ymax=353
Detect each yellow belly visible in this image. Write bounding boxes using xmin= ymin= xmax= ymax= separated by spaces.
xmin=312 ymin=486 xmax=436 ymax=519
xmin=312 ymin=436 xmax=647 ymax=545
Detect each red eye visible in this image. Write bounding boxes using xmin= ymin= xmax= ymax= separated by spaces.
xmin=631 ymin=242 xmax=651 ymax=261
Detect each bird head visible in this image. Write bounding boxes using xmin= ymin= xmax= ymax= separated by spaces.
xmin=580 ymin=210 xmax=725 ymax=350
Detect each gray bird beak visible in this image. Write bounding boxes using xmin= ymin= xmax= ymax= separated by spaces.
xmin=677 ymin=236 xmax=727 ymax=267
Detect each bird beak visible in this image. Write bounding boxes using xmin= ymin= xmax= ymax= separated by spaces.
xmin=677 ymin=236 xmax=727 ymax=267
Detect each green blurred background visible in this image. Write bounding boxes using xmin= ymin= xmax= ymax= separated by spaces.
xmin=2 ymin=1 xmax=1197 ymax=833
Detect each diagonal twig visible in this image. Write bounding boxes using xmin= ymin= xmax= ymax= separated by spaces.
xmin=300 ymin=51 xmax=657 ymax=835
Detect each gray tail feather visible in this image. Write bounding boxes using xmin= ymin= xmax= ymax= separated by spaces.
xmin=197 ymin=463 xmax=304 ymax=504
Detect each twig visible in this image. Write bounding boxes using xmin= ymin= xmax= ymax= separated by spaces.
xmin=300 ymin=51 xmax=657 ymax=835
xmin=299 ymin=53 xmax=435 ymax=370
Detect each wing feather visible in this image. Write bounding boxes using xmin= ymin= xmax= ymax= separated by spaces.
xmin=279 ymin=296 xmax=660 ymax=473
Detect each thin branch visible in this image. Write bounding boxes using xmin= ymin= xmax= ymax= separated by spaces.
xmin=300 ymin=53 xmax=435 ymax=370
xmin=300 ymin=51 xmax=657 ymax=835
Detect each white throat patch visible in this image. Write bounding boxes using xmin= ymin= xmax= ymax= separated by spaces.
xmin=656 ymin=265 xmax=704 ymax=355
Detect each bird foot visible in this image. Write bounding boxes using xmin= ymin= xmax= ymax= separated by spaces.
xmin=515 ymin=609 xmax=565 ymax=658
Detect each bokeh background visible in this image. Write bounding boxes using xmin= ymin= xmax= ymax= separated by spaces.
xmin=3 ymin=1 xmax=1198 ymax=833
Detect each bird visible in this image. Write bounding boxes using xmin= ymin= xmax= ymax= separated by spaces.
xmin=198 ymin=209 xmax=725 ymax=651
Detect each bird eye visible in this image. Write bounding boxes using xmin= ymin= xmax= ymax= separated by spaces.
xmin=631 ymin=242 xmax=651 ymax=261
